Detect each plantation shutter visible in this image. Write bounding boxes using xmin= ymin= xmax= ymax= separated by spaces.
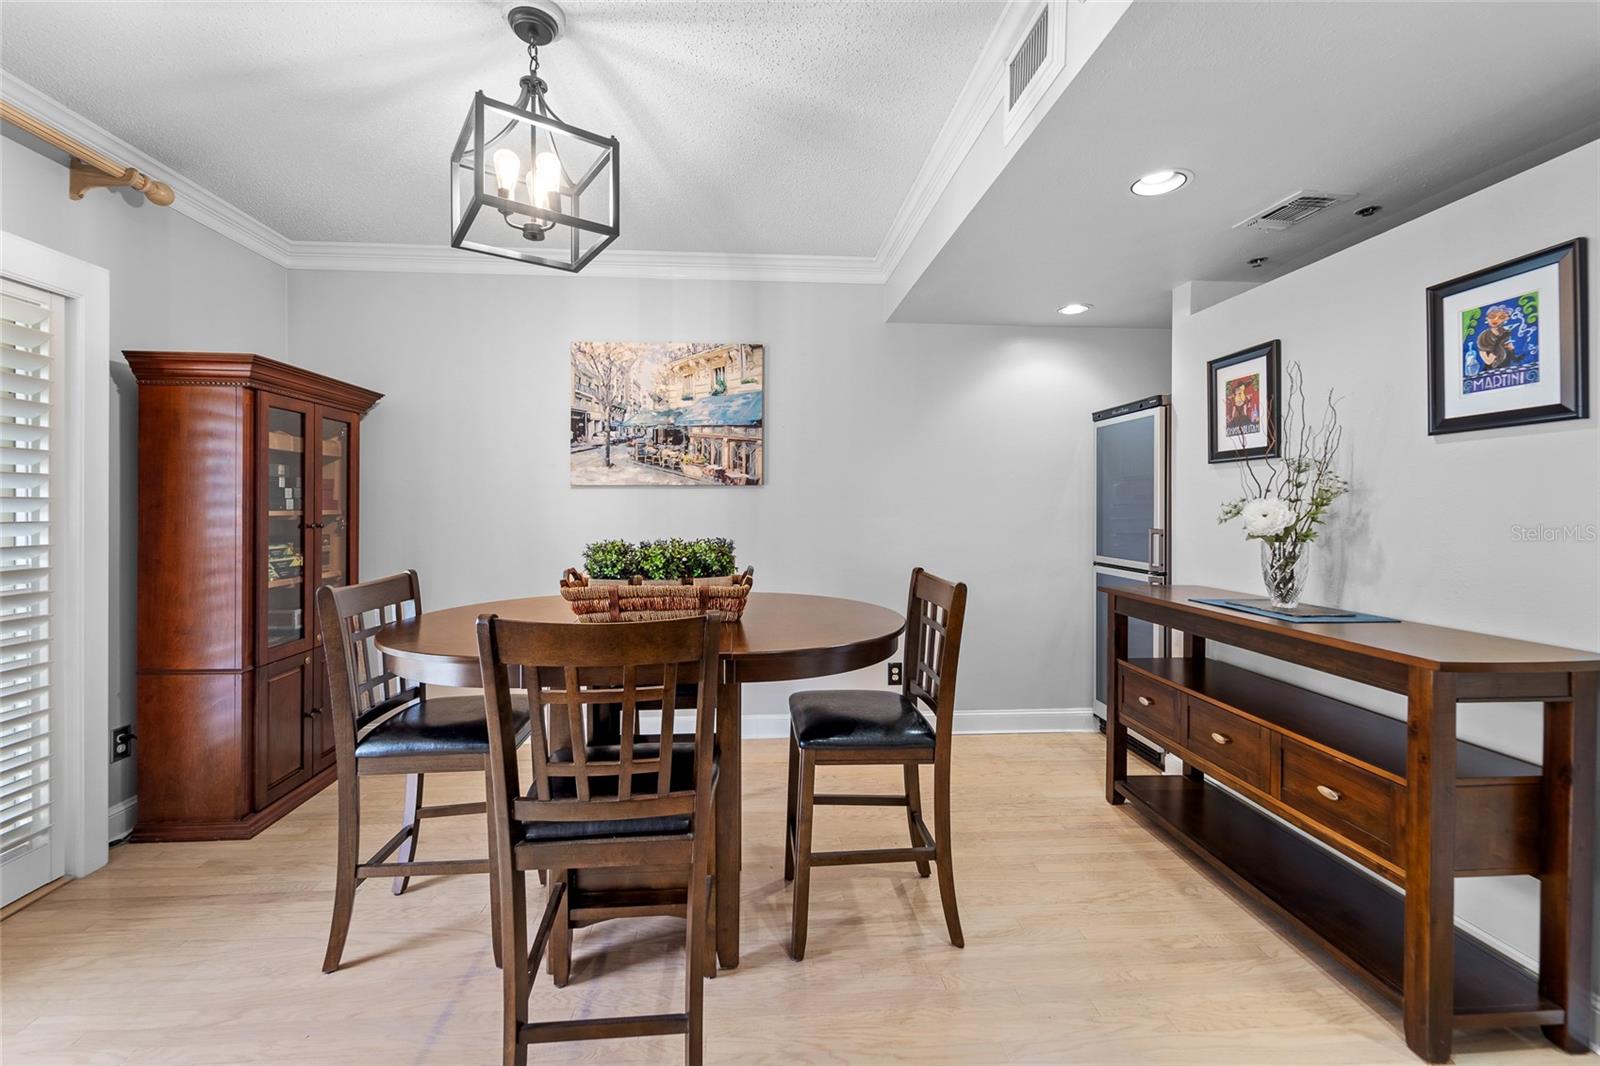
xmin=0 ymin=277 xmax=62 ymax=902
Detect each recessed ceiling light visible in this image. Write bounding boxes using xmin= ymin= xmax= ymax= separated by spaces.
xmin=1057 ymin=302 xmax=1093 ymax=315
xmin=1130 ymin=169 xmax=1190 ymax=197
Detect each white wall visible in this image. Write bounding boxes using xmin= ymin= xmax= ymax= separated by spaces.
xmin=1 ymin=132 xmax=290 ymax=813
xmin=287 ymin=270 xmax=1169 ymax=729
xmin=1171 ymin=141 xmax=1600 ymax=988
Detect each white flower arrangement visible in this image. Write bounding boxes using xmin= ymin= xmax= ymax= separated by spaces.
xmin=1218 ymin=363 xmax=1347 ymax=546
xmin=1238 ymin=497 xmax=1296 ymax=538
xmin=1218 ymin=363 xmax=1348 ymax=607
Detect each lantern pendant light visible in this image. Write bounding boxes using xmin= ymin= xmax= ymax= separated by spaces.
xmin=450 ymin=2 xmax=619 ymax=271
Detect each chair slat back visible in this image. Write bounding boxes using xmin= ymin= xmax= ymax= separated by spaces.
xmin=316 ymin=572 xmax=425 ymax=767
xmin=476 ymin=615 xmax=720 ymax=831
xmin=903 ymin=567 xmax=967 ymax=749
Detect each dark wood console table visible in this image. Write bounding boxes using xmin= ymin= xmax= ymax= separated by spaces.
xmin=1104 ymin=584 xmax=1597 ymax=1063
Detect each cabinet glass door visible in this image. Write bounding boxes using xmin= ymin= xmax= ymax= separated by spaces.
xmin=263 ymin=400 xmax=312 ymax=652
xmin=1095 ymin=412 xmax=1159 ymax=569
xmin=317 ymin=413 xmax=354 ymax=593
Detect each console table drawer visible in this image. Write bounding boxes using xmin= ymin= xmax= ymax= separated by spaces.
xmin=1185 ymin=698 xmax=1267 ymax=788
xmin=1119 ymin=667 xmax=1180 ymax=740
xmin=1280 ymin=740 xmax=1399 ymax=859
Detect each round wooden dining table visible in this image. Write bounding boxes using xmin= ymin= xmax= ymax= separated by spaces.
xmin=373 ymin=591 xmax=904 ymax=969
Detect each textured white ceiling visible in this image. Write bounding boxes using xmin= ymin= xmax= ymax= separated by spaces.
xmin=0 ymin=1 xmax=1002 ymax=255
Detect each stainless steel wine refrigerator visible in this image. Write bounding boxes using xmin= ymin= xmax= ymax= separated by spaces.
xmin=1091 ymin=394 xmax=1171 ymax=766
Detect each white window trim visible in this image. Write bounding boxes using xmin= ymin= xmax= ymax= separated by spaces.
xmin=1 ymin=232 xmax=110 ymax=882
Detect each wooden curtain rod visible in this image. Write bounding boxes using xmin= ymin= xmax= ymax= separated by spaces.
xmin=0 ymin=99 xmax=175 ymax=206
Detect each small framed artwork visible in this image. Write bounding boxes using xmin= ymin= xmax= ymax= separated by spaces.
xmin=1427 ymin=238 xmax=1588 ymax=435
xmin=1207 ymin=340 xmax=1281 ymax=463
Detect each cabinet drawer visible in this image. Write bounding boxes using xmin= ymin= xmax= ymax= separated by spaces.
xmin=1118 ymin=667 xmax=1180 ymax=740
xmin=1280 ymin=740 xmax=1398 ymax=858
xmin=1185 ymin=698 xmax=1267 ymax=789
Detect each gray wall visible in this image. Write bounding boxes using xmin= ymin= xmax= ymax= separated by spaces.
xmin=3 ymin=126 xmax=1170 ymax=815
xmin=1 ymin=133 xmax=290 ymax=810
xmin=1170 ymin=140 xmax=1599 ymax=988
xmin=287 ymin=270 xmax=1170 ymax=728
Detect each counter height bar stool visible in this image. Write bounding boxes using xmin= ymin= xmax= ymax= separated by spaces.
xmin=784 ymin=567 xmax=967 ymax=960
xmin=477 ymin=614 xmax=720 ymax=1066
xmin=317 ymin=571 xmax=531 ymax=973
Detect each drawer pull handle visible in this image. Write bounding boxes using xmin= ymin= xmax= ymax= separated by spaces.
xmin=1136 ymin=696 xmax=1153 ymax=707
xmin=1316 ymin=785 xmax=1341 ymax=802
xmin=1209 ymin=732 xmax=1231 ymax=745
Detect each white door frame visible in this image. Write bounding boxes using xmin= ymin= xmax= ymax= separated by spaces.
xmin=2 ymin=231 xmax=111 ymax=884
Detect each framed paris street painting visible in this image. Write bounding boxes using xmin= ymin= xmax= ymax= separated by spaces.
xmin=1207 ymin=340 xmax=1281 ymax=463
xmin=1427 ymin=238 xmax=1588 ymax=435
xmin=570 ymin=341 xmax=764 ymax=486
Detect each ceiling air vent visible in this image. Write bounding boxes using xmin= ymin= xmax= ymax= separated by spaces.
xmin=1234 ymin=190 xmax=1355 ymax=232
xmin=1009 ymin=7 xmax=1050 ymax=110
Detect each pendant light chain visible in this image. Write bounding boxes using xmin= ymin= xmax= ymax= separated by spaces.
xmin=450 ymin=4 xmax=618 ymax=270
xmin=523 ymin=40 xmax=565 ymax=122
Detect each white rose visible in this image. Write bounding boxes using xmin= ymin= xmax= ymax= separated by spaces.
xmin=1240 ymin=496 xmax=1295 ymax=537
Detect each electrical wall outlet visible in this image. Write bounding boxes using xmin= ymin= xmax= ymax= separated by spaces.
xmin=111 ymin=726 xmax=134 ymax=763
xmin=887 ymin=661 xmax=902 ymax=685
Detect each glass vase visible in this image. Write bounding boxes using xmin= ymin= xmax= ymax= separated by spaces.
xmin=1259 ymin=539 xmax=1311 ymax=610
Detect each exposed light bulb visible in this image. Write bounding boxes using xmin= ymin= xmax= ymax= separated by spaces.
xmin=533 ymin=152 xmax=561 ymax=197
xmin=492 ymin=148 xmax=522 ymax=196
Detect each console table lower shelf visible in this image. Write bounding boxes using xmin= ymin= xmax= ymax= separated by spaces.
xmin=1104 ymin=582 xmax=1597 ymax=1062
xmin=1116 ymin=775 xmax=1560 ymax=1028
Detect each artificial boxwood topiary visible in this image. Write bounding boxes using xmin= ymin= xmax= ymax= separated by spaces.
xmin=582 ymin=537 xmax=737 ymax=581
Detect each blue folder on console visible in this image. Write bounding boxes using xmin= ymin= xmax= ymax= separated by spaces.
xmin=1190 ymin=596 xmax=1398 ymax=624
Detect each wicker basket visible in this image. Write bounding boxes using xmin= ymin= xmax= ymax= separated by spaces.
xmin=559 ymin=567 xmax=754 ymax=622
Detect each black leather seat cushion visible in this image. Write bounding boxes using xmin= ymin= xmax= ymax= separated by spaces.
xmin=789 ymin=690 xmax=935 ymax=750
xmin=521 ymin=739 xmax=714 ymax=844
xmin=354 ymin=694 xmax=531 ymax=759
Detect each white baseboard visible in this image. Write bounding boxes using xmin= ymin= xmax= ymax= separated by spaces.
xmin=1454 ymin=918 xmax=1600 ymax=1055
xmin=734 ymin=714 xmax=791 ymax=740
xmin=108 ymin=797 xmax=137 ymax=841
xmin=720 ymin=708 xmax=1099 ymax=739
xmin=88 ymin=711 xmax=1090 ymax=838
xmin=1455 ymin=918 xmax=1537 ymax=977
xmin=952 ymin=707 xmax=1098 ymax=734
xmin=642 ymin=707 xmax=1099 ymax=741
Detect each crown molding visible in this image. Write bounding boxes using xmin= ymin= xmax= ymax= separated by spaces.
xmin=283 ymin=240 xmax=883 ymax=284
xmin=1 ymin=74 xmax=889 ymax=284
xmin=0 ymin=73 xmax=298 ymax=267
xmin=868 ymin=1 xmax=1035 ymax=279
xmin=2 ymin=18 xmax=1019 ymax=290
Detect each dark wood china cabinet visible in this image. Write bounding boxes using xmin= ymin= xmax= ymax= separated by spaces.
xmin=126 ymin=352 xmax=381 ymax=840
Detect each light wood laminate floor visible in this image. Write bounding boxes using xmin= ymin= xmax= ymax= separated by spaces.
xmin=0 ymin=735 xmax=1578 ymax=1064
